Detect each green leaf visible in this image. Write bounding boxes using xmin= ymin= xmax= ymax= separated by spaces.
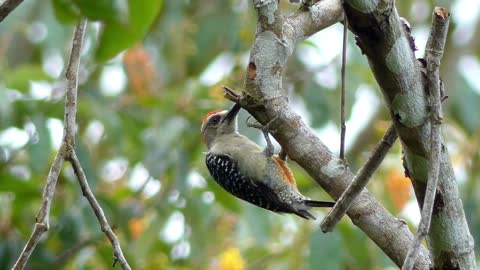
xmin=299 ymin=39 xmax=320 ymax=51
xmin=309 ymin=229 xmax=344 ymax=270
xmin=242 ymin=205 xmax=271 ymax=245
xmin=0 ymin=173 xmax=39 ymax=197
xmin=58 ymin=212 xmax=81 ymax=246
xmin=450 ymin=77 xmax=480 ymax=134
xmin=27 ymin=117 xmax=52 ymax=173
xmin=51 ymin=0 xmax=81 ymax=24
xmin=73 ymin=0 xmax=129 ymax=25
xmin=188 ymin=8 xmax=239 ymax=74
xmin=95 ymin=0 xmax=163 ymax=62
xmin=75 ymin=138 xmax=99 ymax=189
xmin=3 ymin=64 xmax=53 ymax=93
xmin=304 ymin=80 xmax=331 ymax=128
xmin=337 ymin=221 xmax=372 ymax=268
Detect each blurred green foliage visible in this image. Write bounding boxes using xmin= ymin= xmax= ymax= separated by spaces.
xmin=0 ymin=0 xmax=479 ymax=269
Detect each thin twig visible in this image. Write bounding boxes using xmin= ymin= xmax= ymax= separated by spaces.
xmin=69 ymin=152 xmax=131 ymax=270
xmin=321 ymin=124 xmax=398 ymax=232
xmin=0 ymin=0 xmax=24 ymax=23
xmin=12 ymin=19 xmax=88 ymax=270
xmin=339 ymin=10 xmax=347 ymax=160
xmin=12 ymin=148 xmax=66 ymax=270
xmin=402 ymin=7 xmax=449 ymax=270
xmin=12 ymin=19 xmax=131 ymax=270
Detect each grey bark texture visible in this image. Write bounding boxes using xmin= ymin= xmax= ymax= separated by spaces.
xmin=341 ymin=0 xmax=476 ymax=269
xmin=0 ymin=0 xmax=24 ymax=22
xmin=321 ymin=124 xmax=398 ymax=232
xmin=227 ymin=0 xmax=433 ymax=268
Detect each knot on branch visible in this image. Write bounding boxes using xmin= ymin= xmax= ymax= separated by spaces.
xmin=222 ymin=85 xmax=288 ymax=113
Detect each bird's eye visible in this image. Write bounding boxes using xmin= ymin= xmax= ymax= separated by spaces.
xmin=209 ymin=115 xmax=221 ymax=125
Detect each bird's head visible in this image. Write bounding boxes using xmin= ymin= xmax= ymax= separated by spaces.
xmin=201 ymin=103 xmax=241 ymax=148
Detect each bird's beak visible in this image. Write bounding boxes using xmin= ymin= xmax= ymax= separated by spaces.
xmin=223 ymin=103 xmax=241 ymax=123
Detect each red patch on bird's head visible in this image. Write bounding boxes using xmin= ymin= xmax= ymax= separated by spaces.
xmin=202 ymin=110 xmax=223 ymax=124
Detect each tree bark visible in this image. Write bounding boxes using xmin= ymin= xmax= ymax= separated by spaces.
xmin=227 ymin=0 xmax=432 ymax=268
xmin=341 ymin=0 xmax=476 ymax=268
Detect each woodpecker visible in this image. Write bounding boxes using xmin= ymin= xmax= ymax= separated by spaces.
xmin=201 ymin=103 xmax=335 ymax=220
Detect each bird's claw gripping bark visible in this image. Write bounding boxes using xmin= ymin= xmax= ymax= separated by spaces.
xmin=246 ymin=116 xmax=280 ymax=157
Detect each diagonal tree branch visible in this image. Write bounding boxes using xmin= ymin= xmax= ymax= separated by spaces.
xmin=321 ymin=124 xmax=398 ymax=232
xmin=69 ymin=151 xmax=130 ymax=269
xmin=12 ymin=19 xmax=132 ymax=270
xmin=225 ymin=0 xmax=431 ymax=268
xmin=0 ymin=0 xmax=24 ymax=23
xmin=12 ymin=148 xmax=65 ymax=270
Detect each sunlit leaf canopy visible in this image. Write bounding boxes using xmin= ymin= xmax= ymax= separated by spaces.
xmin=1 ymin=0 xmax=479 ymax=269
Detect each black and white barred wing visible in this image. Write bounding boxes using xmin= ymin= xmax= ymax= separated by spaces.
xmin=205 ymin=153 xmax=293 ymax=213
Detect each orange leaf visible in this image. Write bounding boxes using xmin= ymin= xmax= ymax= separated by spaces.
xmin=386 ymin=169 xmax=412 ymax=211
xmin=128 ymin=218 xmax=145 ymax=239
xmin=123 ymin=44 xmax=158 ymax=97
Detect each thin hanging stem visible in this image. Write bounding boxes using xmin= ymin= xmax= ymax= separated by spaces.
xmin=340 ymin=14 xmax=348 ymax=160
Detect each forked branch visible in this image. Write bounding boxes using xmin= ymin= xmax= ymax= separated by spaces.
xmin=12 ymin=19 xmax=131 ymax=270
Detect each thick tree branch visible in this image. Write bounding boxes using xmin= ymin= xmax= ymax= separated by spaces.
xmin=12 ymin=19 xmax=132 ymax=270
xmin=286 ymin=0 xmax=343 ymax=43
xmin=229 ymin=0 xmax=431 ymax=268
xmin=0 ymin=0 xmax=24 ymax=23
xmin=341 ymin=0 xmax=475 ymax=268
xmin=402 ymin=7 xmax=452 ymax=270
xmin=321 ymin=124 xmax=398 ymax=232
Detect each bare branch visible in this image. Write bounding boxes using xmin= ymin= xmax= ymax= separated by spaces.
xmin=63 ymin=19 xmax=85 ymax=146
xmin=12 ymin=19 xmax=132 ymax=270
xmin=339 ymin=15 xmax=347 ymax=160
xmin=12 ymin=148 xmax=65 ymax=270
xmin=0 ymin=0 xmax=24 ymax=23
xmin=70 ymin=151 xmax=131 ymax=270
xmin=286 ymin=0 xmax=343 ymax=43
xmin=11 ymin=18 xmax=88 ymax=270
xmin=321 ymin=124 xmax=398 ymax=232
xmin=402 ymin=7 xmax=450 ymax=270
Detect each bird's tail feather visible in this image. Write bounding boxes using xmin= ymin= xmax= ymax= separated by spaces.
xmin=304 ymin=200 xmax=335 ymax=208
xmin=292 ymin=200 xmax=335 ymax=220
xmin=294 ymin=210 xmax=317 ymax=220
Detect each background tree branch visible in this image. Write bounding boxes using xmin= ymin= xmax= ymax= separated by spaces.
xmin=0 ymin=0 xmax=24 ymax=22
xmin=11 ymin=19 xmax=132 ymax=270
